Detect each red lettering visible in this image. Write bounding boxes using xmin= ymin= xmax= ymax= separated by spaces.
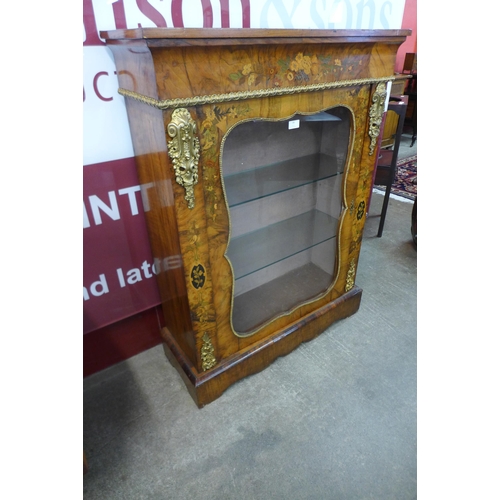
xmin=113 ymin=0 xmax=128 ymax=29
xmin=220 ymin=0 xmax=229 ymax=27
xmin=83 ymin=0 xmax=104 ymax=46
xmin=171 ymin=0 xmax=184 ymax=27
xmin=93 ymin=72 xmax=113 ymax=102
xmin=241 ymin=0 xmax=251 ymax=27
xmin=171 ymin=0 xmax=214 ymax=28
xmin=219 ymin=0 xmax=251 ymax=28
xmin=137 ymin=0 xmax=168 ymax=27
xmin=83 ymin=0 xmax=252 ymax=47
xmin=201 ymin=0 xmax=213 ymax=27
xmin=217 ymin=0 xmax=251 ymax=28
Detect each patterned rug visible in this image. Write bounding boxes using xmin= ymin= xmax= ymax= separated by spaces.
xmin=391 ymin=155 xmax=417 ymax=200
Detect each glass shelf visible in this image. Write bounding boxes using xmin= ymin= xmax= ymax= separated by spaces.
xmin=232 ymin=262 xmax=333 ymax=334
xmin=227 ymin=209 xmax=338 ymax=280
xmin=223 ymin=152 xmax=344 ymax=207
xmin=297 ymin=111 xmax=343 ymax=122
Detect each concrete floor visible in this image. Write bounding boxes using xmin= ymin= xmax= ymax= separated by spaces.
xmin=83 ymin=138 xmax=417 ymax=500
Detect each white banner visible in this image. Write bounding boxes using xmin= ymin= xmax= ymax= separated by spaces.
xmin=83 ymin=0 xmax=406 ymax=166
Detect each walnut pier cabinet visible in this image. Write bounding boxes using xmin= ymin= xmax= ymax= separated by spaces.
xmin=102 ymin=28 xmax=410 ymax=407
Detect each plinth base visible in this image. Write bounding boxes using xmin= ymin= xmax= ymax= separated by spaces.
xmin=161 ymin=286 xmax=362 ymax=408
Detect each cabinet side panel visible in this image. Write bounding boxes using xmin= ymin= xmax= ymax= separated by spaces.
xmin=108 ymin=41 xmax=159 ymax=97
xmin=125 ymin=98 xmax=197 ymax=366
xmin=108 ymin=43 xmax=197 ymax=365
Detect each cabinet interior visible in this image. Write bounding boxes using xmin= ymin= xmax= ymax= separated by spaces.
xmin=221 ymin=106 xmax=352 ymax=335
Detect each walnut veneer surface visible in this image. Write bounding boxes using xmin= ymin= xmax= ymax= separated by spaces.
xmin=102 ymin=28 xmax=410 ymax=406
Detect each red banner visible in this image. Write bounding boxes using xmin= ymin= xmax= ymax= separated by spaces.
xmin=83 ymin=157 xmax=161 ymax=333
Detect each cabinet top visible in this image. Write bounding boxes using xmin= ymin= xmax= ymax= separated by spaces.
xmin=100 ymin=28 xmax=411 ymax=46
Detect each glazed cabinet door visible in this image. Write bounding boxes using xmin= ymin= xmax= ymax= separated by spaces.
xmin=221 ymin=107 xmax=351 ymax=335
xmin=197 ymin=85 xmax=373 ymax=357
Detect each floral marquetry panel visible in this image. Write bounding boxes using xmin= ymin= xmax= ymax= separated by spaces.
xmin=153 ymin=44 xmax=377 ymax=99
xmin=102 ymin=28 xmax=410 ymax=407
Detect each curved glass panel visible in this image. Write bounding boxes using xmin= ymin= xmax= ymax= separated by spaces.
xmin=221 ymin=107 xmax=351 ymax=335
